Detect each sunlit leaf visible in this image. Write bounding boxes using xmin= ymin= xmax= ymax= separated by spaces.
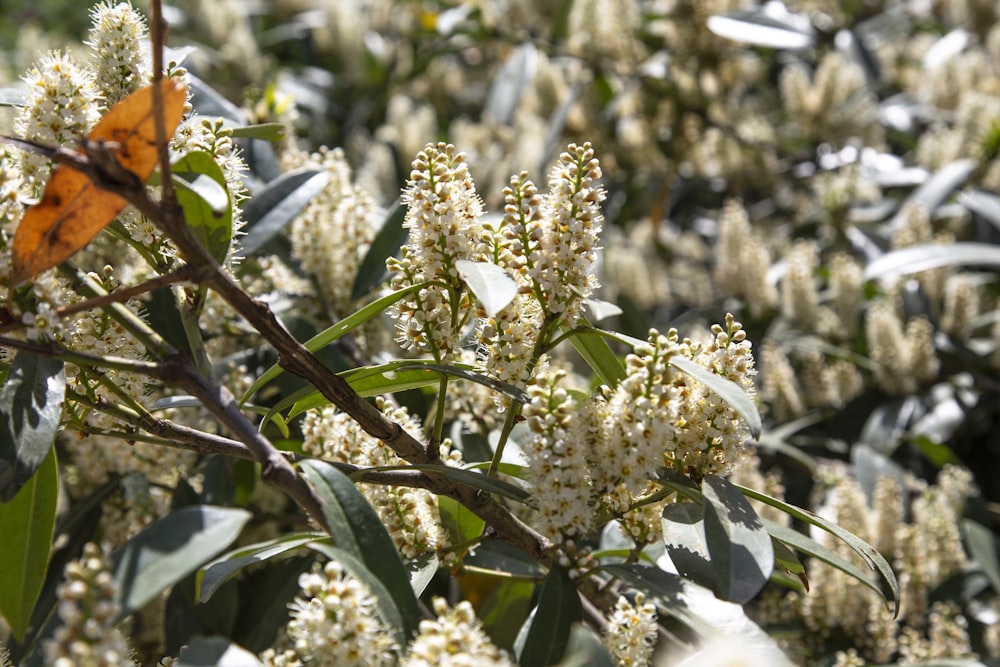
xmin=10 ymin=79 xmax=187 ymax=284
xmin=864 ymin=242 xmax=1000 ymax=281
xmin=0 ymin=354 xmax=65 ymax=502
xmin=456 ymin=260 xmax=518 ymax=317
xmin=707 ymin=7 xmax=815 ymax=49
xmin=661 ymin=502 xmax=715 ymax=591
xmin=173 ymin=151 xmax=232 ymax=264
xmin=174 ymin=636 xmax=262 ymax=667
xmin=0 ymin=448 xmax=57 ymax=642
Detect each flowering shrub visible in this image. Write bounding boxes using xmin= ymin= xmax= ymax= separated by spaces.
xmin=0 ymin=1 xmax=998 ymax=666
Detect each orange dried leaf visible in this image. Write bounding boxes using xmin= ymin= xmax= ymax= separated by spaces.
xmin=10 ymin=79 xmax=187 ymax=285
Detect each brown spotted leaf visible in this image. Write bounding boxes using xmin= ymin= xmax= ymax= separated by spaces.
xmin=10 ymin=79 xmax=187 ymax=284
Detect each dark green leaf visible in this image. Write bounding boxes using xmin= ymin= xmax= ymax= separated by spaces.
xmin=661 ymin=502 xmax=715 ymax=591
xmin=515 ymin=564 xmax=581 ymax=667
xmin=144 ymin=287 xmax=196 ymax=359
xmin=189 ymin=74 xmax=246 ymax=123
xmin=229 ymin=123 xmax=285 ymax=141
xmin=0 ymin=353 xmax=64 ymax=502
xmin=736 ymin=484 xmax=899 ymax=615
xmin=479 ymin=579 xmax=534 ymax=651
xmin=112 ymin=505 xmax=251 ymax=620
xmin=560 ymin=624 xmax=616 ymax=667
xmin=409 ymin=463 xmax=532 ymax=505
xmin=352 ymin=199 xmax=407 ymax=299
xmin=465 ymin=540 xmax=547 ymax=579
xmin=702 ymin=476 xmax=773 ymax=603
xmin=232 ymin=554 xmax=312 ymax=653
xmin=198 ymin=532 xmax=327 ymax=603
xmin=0 ymin=448 xmax=57 ymax=642
xmin=240 ymin=169 xmax=329 ymax=256
xmin=864 ymin=242 xmax=1000 ymax=281
xmin=456 ymin=259 xmax=518 ymax=317
xmin=173 ymin=151 xmax=232 ymax=264
xmin=299 ymin=460 xmax=420 ymax=637
xmin=174 ymin=636 xmax=262 ymax=667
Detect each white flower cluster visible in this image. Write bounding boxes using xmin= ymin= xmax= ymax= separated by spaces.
xmin=520 ymin=369 xmax=598 ymax=541
xmin=603 ymin=593 xmax=659 ymax=667
xmin=44 ymin=543 xmax=135 ymax=667
xmin=285 ymin=560 xmax=396 ymax=667
xmin=400 ymin=598 xmax=513 ymax=667
xmin=300 ymin=399 xmax=453 ymax=558
xmin=86 ymin=1 xmax=151 ymax=107
xmin=388 ymin=143 xmax=489 ymax=359
xmin=289 ymin=147 xmax=377 ymax=319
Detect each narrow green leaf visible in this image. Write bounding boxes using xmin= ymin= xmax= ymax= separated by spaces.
xmin=864 ymin=242 xmax=1000 ymax=281
xmin=408 ymin=464 xmax=533 ymax=505
xmin=465 ymin=540 xmax=548 ymax=579
xmin=439 ymin=495 xmax=485 ymax=546
xmin=173 ymin=151 xmax=233 ymax=264
xmin=0 ymin=353 xmax=65 ymax=502
xmin=456 ymin=260 xmax=518 ymax=317
xmin=112 ymin=505 xmax=252 ymax=620
xmin=0 ymin=447 xmax=57 ymax=641
xmin=229 ymin=122 xmax=285 ymax=141
xmin=240 ymin=169 xmax=329 ymax=256
xmin=669 ymin=355 xmax=762 ymax=440
xmin=661 ymin=502 xmax=715 ymax=591
xmin=515 ymin=564 xmax=581 ymax=667
xmin=736 ymin=484 xmax=899 ymax=615
xmin=240 ymin=283 xmax=427 ymax=403
xmin=406 ymin=552 xmax=439 ymax=598
xmin=560 ymin=624 xmax=616 ymax=667
xmin=299 ymin=460 xmax=420 ymax=637
xmin=306 ymin=542 xmax=408 ymax=651
xmin=231 ymin=555 xmax=311 ymax=653
xmin=702 ymin=475 xmax=773 ymax=603
xmin=706 ymin=8 xmax=814 ymax=49
xmin=485 ymin=42 xmax=537 ymax=125
xmin=564 ymin=323 xmax=626 ymax=387
xmin=198 ymin=532 xmax=327 ymax=603
xmin=479 ymin=579 xmax=535 ymax=650
xmin=352 ymin=199 xmax=407 ymax=299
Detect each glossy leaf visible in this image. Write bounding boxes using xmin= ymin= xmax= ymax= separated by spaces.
xmin=174 ymin=636 xmax=262 ymax=667
xmin=661 ymin=502 xmax=715 ymax=591
xmin=240 ymin=169 xmax=329 ymax=256
xmin=961 ymin=519 xmax=1000 ymax=594
xmin=409 ymin=464 xmax=532 ymax=505
xmin=198 ymin=532 xmax=327 ymax=603
xmin=707 ymin=7 xmax=815 ymax=49
xmin=560 ymin=624 xmax=616 ymax=667
xmin=485 ymin=42 xmax=537 ymax=125
xmin=299 ymin=460 xmax=420 ymax=637
xmin=515 ymin=564 xmax=581 ymax=667
xmin=889 ymin=158 xmax=976 ymax=229
xmin=406 ymin=552 xmax=439 ymax=598
xmin=565 ymin=323 xmax=627 ymax=387
xmin=465 ymin=540 xmax=548 ymax=580
xmin=173 ymin=151 xmax=232 ymax=264
xmin=736 ymin=484 xmax=899 ymax=615
xmin=864 ymin=242 xmax=1000 ymax=281
xmin=241 ymin=282 xmax=427 ymax=403
xmin=0 ymin=448 xmax=57 ymax=642
xmin=439 ymin=495 xmax=485 ymax=546
xmin=702 ymin=475 xmax=773 ymax=603
xmin=112 ymin=505 xmax=251 ymax=620
xmin=0 ymin=354 xmax=65 ymax=502
xmin=229 ymin=122 xmax=285 ymax=141
xmin=10 ymin=79 xmax=187 ymax=284
xmin=352 ymin=199 xmax=407 ymax=299
xmin=456 ymin=259 xmax=518 ymax=317
xmin=670 ymin=355 xmax=762 ymax=440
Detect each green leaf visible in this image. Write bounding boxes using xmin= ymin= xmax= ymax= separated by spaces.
xmin=660 ymin=502 xmax=715 ymax=591
xmin=0 ymin=447 xmax=57 ymax=642
xmin=241 ymin=283 xmax=427 ymax=403
xmin=439 ymin=495 xmax=485 ymax=546
xmin=515 ymin=564 xmax=581 ymax=667
xmin=198 ymin=532 xmax=327 ymax=603
xmin=229 ymin=122 xmax=285 ymax=141
xmin=112 ymin=505 xmax=251 ymax=620
xmin=408 ymin=463 xmax=533 ymax=505
xmin=479 ymin=579 xmax=535 ymax=650
xmin=173 ymin=151 xmax=233 ymax=264
xmin=406 ymin=552 xmax=439 ymax=598
xmin=240 ymin=169 xmax=329 ymax=256
xmin=736 ymin=484 xmax=899 ymax=616
xmin=560 ymin=624 xmax=617 ymax=667
xmin=174 ymin=636 xmax=262 ymax=667
xmin=231 ymin=555 xmax=311 ymax=653
xmin=0 ymin=353 xmax=65 ymax=502
xmin=456 ymin=259 xmax=518 ymax=317
xmin=864 ymin=242 xmax=1000 ymax=281
xmin=961 ymin=519 xmax=1000 ymax=594
xmin=352 ymin=198 xmax=407 ymax=299
xmin=702 ymin=475 xmax=773 ymax=603
xmin=465 ymin=540 xmax=548 ymax=579
xmin=307 ymin=542 xmax=407 ymax=650
xmin=564 ymin=323 xmax=626 ymax=387
xmin=299 ymin=460 xmax=420 ymax=637
xmin=669 ymin=355 xmax=762 ymax=440
xmin=763 ymin=520 xmax=888 ymax=600
xmin=706 ymin=7 xmax=814 ymax=49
